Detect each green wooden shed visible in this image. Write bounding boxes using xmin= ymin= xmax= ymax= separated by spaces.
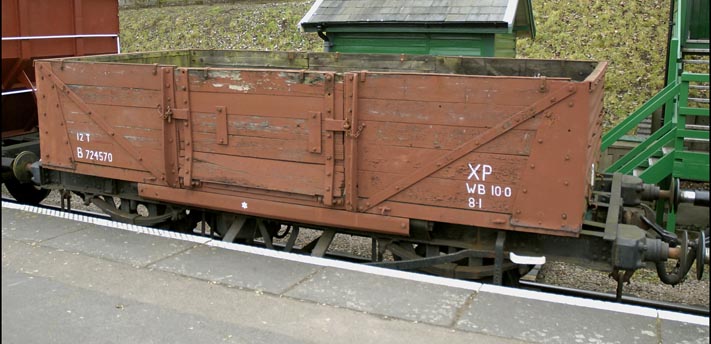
xmin=299 ymin=0 xmax=535 ymax=57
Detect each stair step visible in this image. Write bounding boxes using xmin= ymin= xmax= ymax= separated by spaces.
xmin=685 ymin=137 xmax=710 ymax=143
xmin=682 ymin=59 xmax=710 ymax=64
xmin=686 ymin=39 xmax=710 ymax=45
xmin=683 ymin=48 xmax=710 ymax=54
xmin=662 ymin=146 xmax=674 ymax=155
xmin=689 ymin=97 xmax=710 ymax=104
xmin=686 ymin=124 xmax=710 ymax=130
xmin=689 ymin=84 xmax=710 ymax=90
xmin=649 ymin=157 xmax=659 ymax=166
xmin=633 ymin=168 xmax=644 ymax=177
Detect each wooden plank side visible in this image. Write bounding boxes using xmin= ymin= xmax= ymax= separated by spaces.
xmin=358 ymin=146 xmax=526 ymax=177
xmin=358 ymin=98 xmax=539 ymax=130
xmin=189 ymin=92 xmax=323 ymax=119
xmin=68 ymin=85 xmax=161 ymax=109
xmin=190 ymin=152 xmax=324 ymax=197
xmin=192 ymin=50 xmax=309 ymax=69
xmin=358 ymin=172 xmax=517 ymax=213
xmin=308 ymin=53 xmax=436 ymax=73
xmin=187 ymin=69 xmax=327 ymax=97
xmin=192 ymin=132 xmax=324 ymax=164
xmin=48 ymin=61 xmax=162 ymax=90
xmin=191 ymin=113 xmax=308 ymax=140
xmin=356 ymin=74 xmax=553 ymax=106
xmin=357 ymin=124 xmax=535 ymax=155
xmin=61 ymin=103 xmax=163 ymax=138
xmin=61 ymin=120 xmax=161 ymax=171
xmin=436 ymin=56 xmax=596 ymax=81
xmin=357 ymin=152 xmax=527 ymax=214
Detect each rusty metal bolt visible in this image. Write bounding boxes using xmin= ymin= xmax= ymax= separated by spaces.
xmin=537 ymin=139 xmax=543 ymax=144
xmin=522 ymin=189 xmax=527 ymax=193
xmin=561 ymin=213 xmax=568 ymax=220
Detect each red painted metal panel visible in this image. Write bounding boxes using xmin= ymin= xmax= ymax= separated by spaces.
xmin=2 ymin=0 xmax=119 ymax=139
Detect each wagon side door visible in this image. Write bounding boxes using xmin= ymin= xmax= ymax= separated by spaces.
xmin=171 ymin=67 xmax=346 ymax=205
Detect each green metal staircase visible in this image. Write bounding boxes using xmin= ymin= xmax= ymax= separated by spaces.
xmin=601 ymin=0 xmax=709 ymax=230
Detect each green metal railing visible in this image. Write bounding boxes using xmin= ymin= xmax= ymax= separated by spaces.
xmin=601 ymin=0 xmax=709 ymax=231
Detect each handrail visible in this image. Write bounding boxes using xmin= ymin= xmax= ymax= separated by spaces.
xmin=600 ymin=82 xmax=680 ymax=151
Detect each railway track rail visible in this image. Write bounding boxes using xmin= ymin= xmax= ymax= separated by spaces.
xmin=3 ymin=195 xmax=708 ymax=317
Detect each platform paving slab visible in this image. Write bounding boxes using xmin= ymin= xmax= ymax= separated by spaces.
xmin=456 ymin=291 xmax=661 ymax=344
xmin=660 ymin=318 xmax=711 ymax=344
xmin=2 ymin=236 xmax=524 ymax=344
xmin=1 ymin=268 xmax=302 ymax=344
xmin=2 ymin=207 xmax=197 ymax=267
xmin=2 ymin=207 xmax=86 ymax=242
xmin=284 ymin=267 xmax=475 ymax=327
xmin=150 ymin=244 xmax=323 ymax=295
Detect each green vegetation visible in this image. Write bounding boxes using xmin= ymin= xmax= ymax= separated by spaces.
xmin=518 ymin=0 xmax=671 ymax=129
xmin=119 ymin=1 xmax=321 ymax=52
xmin=120 ymin=0 xmax=674 ymax=130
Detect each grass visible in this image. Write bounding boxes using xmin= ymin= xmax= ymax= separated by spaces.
xmin=119 ymin=0 xmax=683 ymax=131
xmin=119 ymin=1 xmax=321 ymax=52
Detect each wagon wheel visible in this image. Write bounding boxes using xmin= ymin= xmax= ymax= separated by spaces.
xmin=385 ymin=241 xmax=522 ymax=284
xmin=3 ymin=176 xmax=50 ymax=205
xmin=3 ymin=151 xmax=50 ymax=205
xmin=90 ymin=195 xmax=198 ymax=233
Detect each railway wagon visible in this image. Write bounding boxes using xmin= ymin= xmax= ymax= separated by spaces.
xmin=32 ymin=50 xmax=704 ymax=285
xmin=35 ymin=50 xmax=604 ymax=234
xmin=1 ymin=0 xmax=119 ymax=203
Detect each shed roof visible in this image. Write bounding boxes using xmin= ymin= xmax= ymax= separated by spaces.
xmin=300 ymin=0 xmax=535 ymax=37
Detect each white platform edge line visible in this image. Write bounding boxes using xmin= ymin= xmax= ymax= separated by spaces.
xmin=3 ymin=201 xmax=709 ymax=327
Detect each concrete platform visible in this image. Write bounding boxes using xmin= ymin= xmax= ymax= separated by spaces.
xmin=2 ymin=202 xmax=709 ymax=344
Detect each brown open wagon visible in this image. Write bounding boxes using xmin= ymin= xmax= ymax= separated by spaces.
xmin=35 ymin=50 xmax=606 ymax=240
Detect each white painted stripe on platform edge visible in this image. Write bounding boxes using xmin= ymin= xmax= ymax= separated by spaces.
xmin=1 ymin=201 xmax=210 ymax=245
xmin=2 ymin=201 xmax=708 ymax=326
